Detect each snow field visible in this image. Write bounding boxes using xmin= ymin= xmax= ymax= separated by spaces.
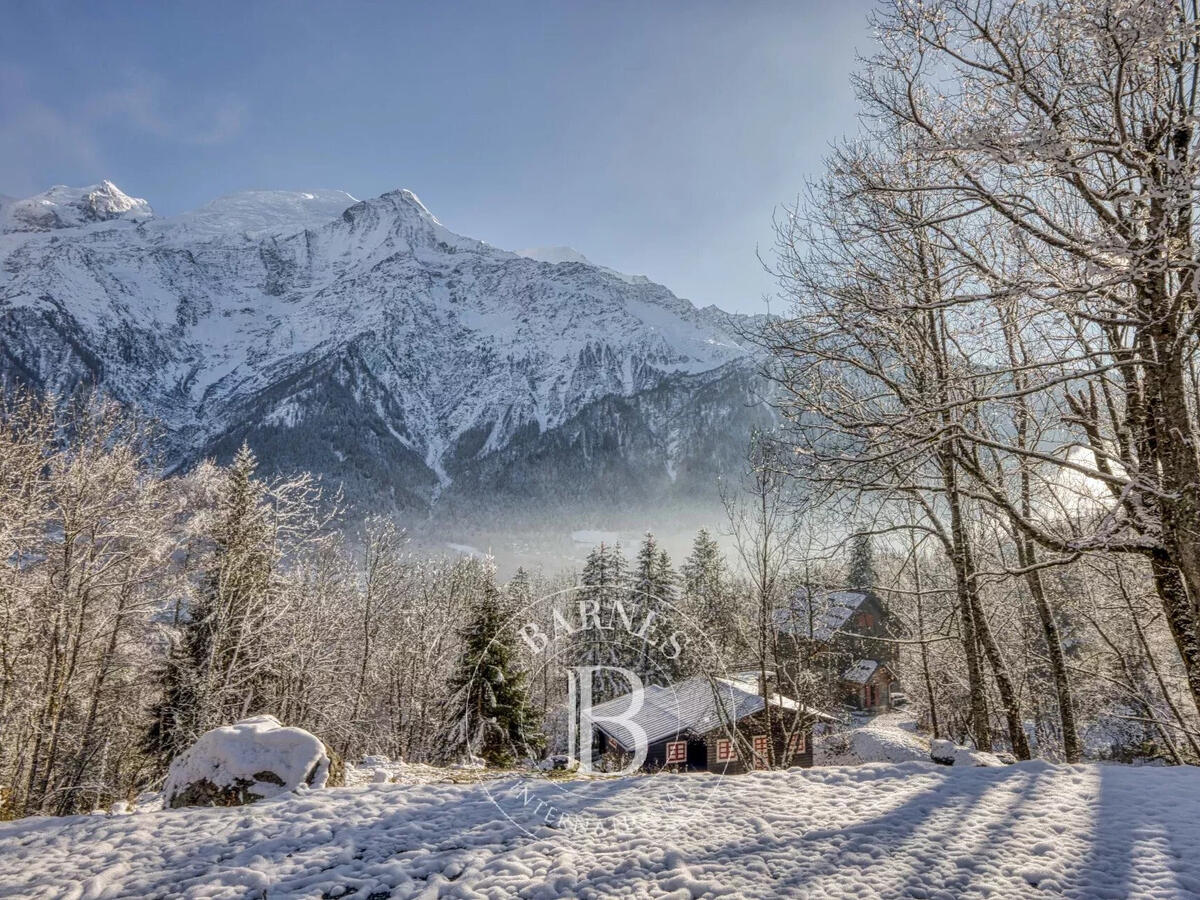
xmin=2 ymin=761 xmax=1199 ymax=898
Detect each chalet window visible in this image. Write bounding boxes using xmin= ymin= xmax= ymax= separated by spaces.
xmin=716 ymin=738 xmax=737 ymax=762
xmin=787 ymin=732 xmax=807 ymax=755
xmin=665 ymin=740 xmax=687 ymax=764
xmin=856 ymin=612 xmax=875 ymax=628
xmin=752 ymin=734 xmax=769 ymax=768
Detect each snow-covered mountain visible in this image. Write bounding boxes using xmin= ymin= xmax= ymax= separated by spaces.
xmin=0 ymin=180 xmax=770 ymax=550
xmin=515 ymin=245 xmax=652 ymax=285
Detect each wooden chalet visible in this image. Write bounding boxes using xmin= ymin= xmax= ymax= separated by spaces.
xmin=774 ymin=588 xmax=905 ymax=712
xmin=588 ymin=674 xmax=832 ymax=775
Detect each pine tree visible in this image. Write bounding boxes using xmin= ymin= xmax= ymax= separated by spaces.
xmin=626 ymin=533 xmax=684 ymax=685
xmin=848 ymin=532 xmax=875 ymax=591
xmin=506 ymin=567 xmax=534 ymax=615
xmin=680 ymin=529 xmax=738 ymax=667
xmin=447 ymin=574 xmax=541 ymax=766
xmin=146 ymin=445 xmax=275 ymax=766
xmin=571 ymin=542 xmax=630 ymax=702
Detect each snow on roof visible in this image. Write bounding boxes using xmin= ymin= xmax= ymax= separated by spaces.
xmin=589 ymin=675 xmax=831 ymax=752
xmin=842 ymin=659 xmax=880 ymax=685
xmin=773 ymin=588 xmax=873 ymax=641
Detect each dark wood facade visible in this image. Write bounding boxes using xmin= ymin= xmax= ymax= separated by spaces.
xmin=700 ymin=708 xmax=815 ymax=774
xmin=596 ymin=705 xmax=817 ymax=774
xmin=843 ymin=662 xmax=897 ymax=713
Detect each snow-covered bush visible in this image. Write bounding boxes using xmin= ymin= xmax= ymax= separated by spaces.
xmin=164 ymin=715 xmax=336 ymax=808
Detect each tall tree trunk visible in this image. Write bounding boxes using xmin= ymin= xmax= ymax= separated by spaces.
xmin=1017 ymin=537 xmax=1080 ymax=762
xmin=1000 ymin=303 xmax=1079 ymax=762
xmin=941 ymin=446 xmax=1029 ymax=758
xmin=1150 ymin=555 xmax=1200 ymax=722
xmin=58 ymin=588 xmax=130 ymax=814
xmin=940 ymin=449 xmax=992 ymax=750
xmin=1117 ymin=565 xmax=1200 ymax=761
xmin=966 ymin=574 xmax=1032 ymax=760
xmin=909 ymin=529 xmax=939 ymax=740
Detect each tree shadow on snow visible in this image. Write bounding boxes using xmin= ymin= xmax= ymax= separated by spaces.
xmin=1063 ymin=765 xmax=1200 ymax=899
xmin=668 ymin=765 xmax=1053 ymax=899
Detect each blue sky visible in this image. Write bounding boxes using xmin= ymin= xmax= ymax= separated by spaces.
xmin=0 ymin=1 xmax=869 ymax=313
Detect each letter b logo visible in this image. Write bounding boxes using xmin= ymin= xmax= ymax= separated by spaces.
xmin=567 ymin=666 xmax=647 ymax=776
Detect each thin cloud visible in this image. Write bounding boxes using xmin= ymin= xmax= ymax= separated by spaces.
xmin=0 ymin=64 xmax=248 ymax=195
xmin=84 ymin=70 xmax=249 ymax=146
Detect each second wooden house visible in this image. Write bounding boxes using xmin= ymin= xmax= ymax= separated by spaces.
xmin=773 ymin=588 xmax=906 ymax=713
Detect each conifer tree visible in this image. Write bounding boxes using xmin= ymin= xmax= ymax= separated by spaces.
xmin=847 ymin=533 xmax=875 ymax=592
xmin=147 ymin=445 xmax=275 ymax=765
xmin=447 ymin=574 xmax=541 ymax=766
xmin=680 ymin=528 xmax=738 ymax=668
xmin=627 ymin=533 xmax=683 ymax=684
xmin=571 ymin=542 xmax=630 ymax=702
xmin=506 ymin=567 xmax=534 ymax=614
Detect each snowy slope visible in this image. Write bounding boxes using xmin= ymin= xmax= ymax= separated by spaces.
xmin=817 ymin=712 xmax=932 ymax=766
xmin=516 ymin=245 xmax=652 ymax=285
xmin=165 ymin=189 xmax=358 ymax=237
xmin=2 ymin=763 xmax=1197 ymax=898
xmin=0 ymin=181 xmax=768 ymax=524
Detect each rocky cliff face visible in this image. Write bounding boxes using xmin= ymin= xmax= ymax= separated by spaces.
xmin=0 ymin=181 xmax=771 ymax=557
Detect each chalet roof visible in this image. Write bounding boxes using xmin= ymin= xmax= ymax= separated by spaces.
xmin=841 ymin=659 xmax=879 ymax=685
xmin=589 ymin=674 xmax=832 ymax=752
xmin=773 ymin=588 xmax=877 ymax=641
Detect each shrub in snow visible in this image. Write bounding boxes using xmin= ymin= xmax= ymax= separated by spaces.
xmin=930 ymin=739 xmax=1006 ymax=767
xmin=164 ymin=715 xmax=340 ymax=809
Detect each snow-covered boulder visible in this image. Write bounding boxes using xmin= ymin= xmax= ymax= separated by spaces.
xmin=536 ymin=754 xmax=580 ymax=772
xmin=165 ymin=715 xmax=337 ymax=809
xmin=815 ymin=714 xmax=929 ymax=765
xmin=929 ymin=740 xmax=956 ymax=764
xmin=930 ymin=739 xmax=1006 ymax=767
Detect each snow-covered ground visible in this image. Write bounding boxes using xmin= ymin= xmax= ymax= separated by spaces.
xmin=346 ymin=757 xmax=502 ymax=789
xmin=3 ymin=761 xmax=1199 ymax=898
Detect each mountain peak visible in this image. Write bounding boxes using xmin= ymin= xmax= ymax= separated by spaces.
xmin=375 ymin=188 xmax=439 ymax=222
xmin=1 ymin=180 xmax=153 ymax=233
